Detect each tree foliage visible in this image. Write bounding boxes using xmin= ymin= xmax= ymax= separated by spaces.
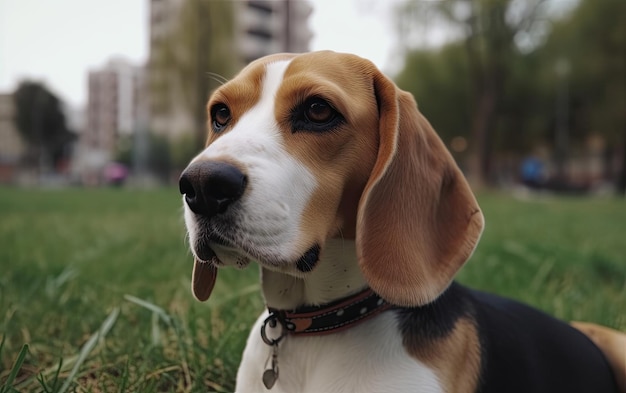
xmin=542 ymin=0 xmax=625 ymax=144
xmin=395 ymin=0 xmax=549 ymax=185
xmin=150 ymin=0 xmax=237 ymax=150
xmin=395 ymin=43 xmax=472 ymax=168
xmin=395 ymin=0 xmax=626 ymax=193
xmin=12 ymin=81 xmax=75 ymax=170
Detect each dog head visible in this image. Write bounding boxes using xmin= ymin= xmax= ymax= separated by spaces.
xmin=179 ymin=51 xmax=484 ymax=307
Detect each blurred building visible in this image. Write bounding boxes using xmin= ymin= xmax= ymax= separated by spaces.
xmin=148 ymin=0 xmax=312 ymax=139
xmin=79 ymin=58 xmax=146 ymax=184
xmin=0 ymin=93 xmax=26 ymax=183
xmin=86 ymin=58 xmax=145 ymax=152
xmin=235 ymin=0 xmax=313 ymax=64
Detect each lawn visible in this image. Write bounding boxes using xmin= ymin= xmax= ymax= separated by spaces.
xmin=1 ymin=187 xmax=625 ymax=392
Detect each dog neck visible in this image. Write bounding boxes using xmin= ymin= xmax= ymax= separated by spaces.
xmin=261 ymin=239 xmax=368 ymax=310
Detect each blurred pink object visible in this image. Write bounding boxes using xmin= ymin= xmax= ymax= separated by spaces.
xmin=104 ymin=162 xmax=129 ymax=184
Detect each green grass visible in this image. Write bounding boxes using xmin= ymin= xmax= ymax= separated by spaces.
xmin=458 ymin=192 xmax=626 ymax=325
xmin=0 ymin=187 xmax=263 ymax=392
xmin=1 ymin=187 xmax=625 ymax=392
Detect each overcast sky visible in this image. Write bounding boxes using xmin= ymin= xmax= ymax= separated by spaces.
xmin=0 ymin=0 xmax=399 ymax=108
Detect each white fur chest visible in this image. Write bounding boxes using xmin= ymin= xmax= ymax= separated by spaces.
xmin=236 ymin=310 xmax=443 ymax=393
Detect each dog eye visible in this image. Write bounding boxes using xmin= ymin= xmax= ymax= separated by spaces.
xmin=292 ymin=97 xmax=343 ymax=133
xmin=211 ymin=104 xmax=231 ymax=132
xmin=305 ymin=99 xmax=334 ymax=124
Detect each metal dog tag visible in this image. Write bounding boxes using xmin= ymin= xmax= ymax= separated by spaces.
xmin=262 ymin=347 xmax=279 ymax=389
xmin=262 ymin=368 xmax=278 ymax=389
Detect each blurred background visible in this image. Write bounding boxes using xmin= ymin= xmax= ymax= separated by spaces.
xmin=1 ymin=0 xmax=624 ymax=194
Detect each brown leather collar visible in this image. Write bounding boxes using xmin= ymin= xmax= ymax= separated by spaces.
xmin=259 ymin=288 xmax=392 ymax=389
xmin=262 ymin=288 xmax=392 ymax=340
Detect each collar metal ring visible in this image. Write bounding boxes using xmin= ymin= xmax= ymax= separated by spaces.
xmin=261 ymin=312 xmax=287 ymax=346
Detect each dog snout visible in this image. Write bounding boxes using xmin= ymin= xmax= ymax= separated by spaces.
xmin=179 ymin=161 xmax=247 ymax=217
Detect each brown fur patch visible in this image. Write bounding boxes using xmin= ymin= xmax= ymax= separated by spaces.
xmin=205 ymin=54 xmax=295 ymax=146
xmin=356 ymin=81 xmax=484 ymax=307
xmin=404 ymin=316 xmax=481 ymax=393
xmin=271 ymin=52 xmax=382 ymax=246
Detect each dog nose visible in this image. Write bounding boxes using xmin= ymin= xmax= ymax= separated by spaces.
xmin=179 ymin=161 xmax=247 ymax=217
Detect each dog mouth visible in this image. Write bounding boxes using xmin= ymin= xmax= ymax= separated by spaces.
xmin=193 ymin=234 xmax=249 ymax=268
xmin=193 ymin=232 xmax=321 ymax=273
xmin=194 ymin=234 xmax=231 ymax=263
xmin=188 ymin=208 xmax=322 ymax=273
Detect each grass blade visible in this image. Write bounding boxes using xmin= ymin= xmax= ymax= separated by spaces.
xmin=36 ymin=357 xmax=62 ymax=393
xmin=124 ymin=295 xmax=195 ymax=387
xmin=57 ymin=307 xmax=120 ymax=393
xmin=124 ymin=294 xmax=171 ymax=324
xmin=1 ymin=344 xmax=29 ymax=393
xmin=207 ymin=283 xmax=260 ymax=309
xmin=0 ymin=335 xmax=5 ymax=357
xmin=117 ymin=358 xmax=130 ymax=393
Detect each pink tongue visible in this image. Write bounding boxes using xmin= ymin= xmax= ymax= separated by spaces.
xmin=191 ymin=257 xmax=218 ymax=301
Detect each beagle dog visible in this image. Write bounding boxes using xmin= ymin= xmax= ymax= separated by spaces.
xmin=179 ymin=51 xmax=626 ymax=393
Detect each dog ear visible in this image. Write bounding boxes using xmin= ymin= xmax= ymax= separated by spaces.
xmin=191 ymin=258 xmax=218 ymax=302
xmin=356 ymin=72 xmax=484 ymax=307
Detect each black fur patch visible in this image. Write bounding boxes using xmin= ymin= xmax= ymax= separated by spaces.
xmin=295 ymin=244 xmax=320 ymax=272
xmin=395 ymin=282 xmax=475 ymax=348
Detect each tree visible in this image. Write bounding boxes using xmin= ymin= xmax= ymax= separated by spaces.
xmin=13 ymin=81 xmax=75 ymax=173
xmin=541 ymin=0 xmax=626 ymax=194
xmin=395 ymin=0 xmax=549 ymax=186
xmin=395 ymin=40 xmax=552 ymax=173
xmin=395 ymin=43 xmax=472 ymax=166
xmin=150 ymin=0 xmax=237 ymax=151
xmin=395 ymin=0 xmax=625 ymax=192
